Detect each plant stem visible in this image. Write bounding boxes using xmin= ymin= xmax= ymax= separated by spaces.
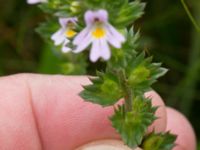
xmin=169 ymin=0 xmax=200 ymax=116
xmin=118 ymin=69 xmax=133 ymax=112
xmin=181 ymin=0 xmax=200 ymax=32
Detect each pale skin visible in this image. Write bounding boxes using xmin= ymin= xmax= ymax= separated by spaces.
xmin=0 ymin=74 xmax=196 ymax=150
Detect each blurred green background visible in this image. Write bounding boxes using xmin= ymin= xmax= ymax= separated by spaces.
xmin=0 ymin=0 xmax=199 ymax=148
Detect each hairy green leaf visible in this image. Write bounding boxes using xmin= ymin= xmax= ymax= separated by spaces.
xmin=80 ymin=71 xmax=123 ymax=106
xmin=110 ymin=97 xmax=157 ymax=148
xmin=125 ymin=52 xmax=168 ymax=93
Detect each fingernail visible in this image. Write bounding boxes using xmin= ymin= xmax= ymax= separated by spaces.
xmin=75 ymin=139 xmax=142 ymax=150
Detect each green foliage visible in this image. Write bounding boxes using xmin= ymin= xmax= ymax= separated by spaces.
xmin=39 ymin=0 xmax=76 ymax=16
xmin=141 ymin=132 xmax=177 ymax=150
xmin=114 ymin=1 xmax=146 ymax=28
xmin=80 ymin=71 xmax=123 ymax=106
xmin=109 ymin=28 xmax=139 ymax=68
xmin=126 ymin=52 xmax=168 ymax=93
xmin=38 ymin=45 xmax=87 ymax=75
xmin=36 ymin=19 xmax=59 ymax=41
xmin=110 ymin=97 xmax=157 ymax=148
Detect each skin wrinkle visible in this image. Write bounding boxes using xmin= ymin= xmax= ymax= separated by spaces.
xmin=26 ymin=76 xmax=44 ymax=150
xmin=0 ymin=74 xmax=42 ymax=150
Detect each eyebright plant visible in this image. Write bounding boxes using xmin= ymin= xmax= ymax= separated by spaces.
xmin=28 ymin=0 xmax=177 ymax=149
xmin=51 ymin=17 xmax=78 ymax=53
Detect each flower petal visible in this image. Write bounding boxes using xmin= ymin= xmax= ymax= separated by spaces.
xmin=59 ymin=17 xmax=78 ymax=28
xmin=107 ymin=24 xmax=125 ymax=43
xmin=106 ymin=24 xmax=125 ymax=48
xmin=73 ymin=32 xmax=93 ymax=53
xmin=61 ymin=39 xmax=71 ymax=53
xmin=96 ymin=9 xmax=108 ymax=22
xmin=106 ymin=32 xmax=121 ymax=48
xmin=85 ymin=10 xmax=95 ymax=26
xmin=62 ymin=46 xmax=71 ymax=53
xmin=100 ymin=39 xmax=111 ymax=60
xmin=51 ymin=28 xmax=67 ymax=45
xmin=90 ymin=40 xmax=101 ymax=62
xmin=59 ymin=18 xmax=69 ymax=28
xmin=73 ymin=27 xmax=90 ymax=45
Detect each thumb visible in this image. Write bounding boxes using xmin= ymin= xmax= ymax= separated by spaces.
xmin=75 ymin=139 xmax=142 ymax=150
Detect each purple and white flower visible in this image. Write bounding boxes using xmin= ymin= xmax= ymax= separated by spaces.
xmin=27 ymin=0 xmax=47 ymax=4
xmin=73 ymin=9 xmax=125 ymax=62
xmin=51 ymin=17 xmax=78 ymax=53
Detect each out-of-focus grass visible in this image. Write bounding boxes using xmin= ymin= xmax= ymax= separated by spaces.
xmin=0 ymin=0 xmax=199 ymax=142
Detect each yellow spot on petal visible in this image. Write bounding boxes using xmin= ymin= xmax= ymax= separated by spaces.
xmin=92 ymin=27 xmax=106 ymax=39
xmin=66 ymin=29 xmax=76 ymax=38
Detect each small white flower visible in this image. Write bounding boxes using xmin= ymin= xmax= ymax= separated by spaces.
xmin=27 ymin=0 xmax=47 ymax=4
xmin=51 ymin=17 xmax=77 ymax=53
xmin=73 ymin=9 xmax=125 ymax=62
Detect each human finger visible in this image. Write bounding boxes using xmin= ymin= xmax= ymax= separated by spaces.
xmin=166 ymin=107 xmax=196 ymax=150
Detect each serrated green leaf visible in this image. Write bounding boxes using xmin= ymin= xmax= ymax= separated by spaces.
xmin=141 ymin=132 xmax=177 ymax=150
xmin=124 ymin=52 xmax=168 ymax=93
xmin=110 ymin=96 xmax=157 ymax=148
xmin=79 ymin=71 xmax=123 ymax=106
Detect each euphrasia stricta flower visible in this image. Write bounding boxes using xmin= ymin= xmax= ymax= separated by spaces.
xmin=73 ymin=9 xmax=125 ymax=62
xmin=27 ymin=0 xmax=47 ymax=4
xmin=51 ymin=17 xmax=77 ymax=53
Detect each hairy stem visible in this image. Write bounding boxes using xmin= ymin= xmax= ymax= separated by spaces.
xmin=118 ymin=69 xmax=133 ymax=112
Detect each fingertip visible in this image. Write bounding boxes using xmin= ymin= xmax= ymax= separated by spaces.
xmin=166 ymin=107 xmax=196 ymax=150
